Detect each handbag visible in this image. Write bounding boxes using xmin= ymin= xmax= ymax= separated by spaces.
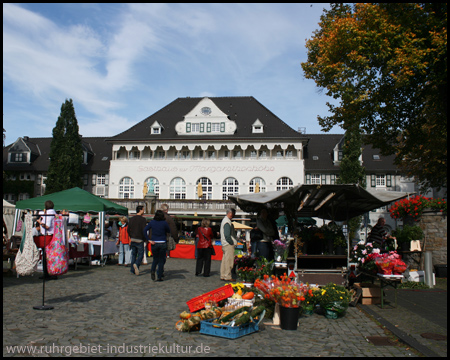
xmin=15 ymin=213 xmax=40 ymax=276
xmin=46 ymin=215 xmax=68 ymax=276
xmin=199 ymin=228 xmax=215 ymax=255
xmin=167 ymin=236 xmax=176 ymax=251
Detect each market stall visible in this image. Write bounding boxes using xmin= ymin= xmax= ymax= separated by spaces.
xmin=229 ymin=184 xmax=413 ymax=285
xmin=14 ymin=187 xmax=128 ymax=264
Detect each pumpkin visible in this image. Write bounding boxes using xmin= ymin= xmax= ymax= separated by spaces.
xmin=180 ymin=311 xmax=191 ymax=320
xmin=242 ymin=291 xmax=254 ymax=300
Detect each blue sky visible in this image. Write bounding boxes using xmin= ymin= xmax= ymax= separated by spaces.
xmin=3 ymin=3 xmax=342 ymax=145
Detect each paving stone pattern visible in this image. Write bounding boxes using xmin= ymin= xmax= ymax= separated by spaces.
xmin=4 ymin=258 xmax=418 ymax=357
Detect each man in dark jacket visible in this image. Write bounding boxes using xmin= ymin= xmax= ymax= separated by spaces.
xmin=127 ymin=205 xmax=147 ymax=275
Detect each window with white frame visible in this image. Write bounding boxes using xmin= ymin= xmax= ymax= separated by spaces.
xmin=376 ymin=175 xmax=386 ymax=187
xmin=191 ymin=123 xmax=200 ymax=133
xmin=311 ymin=174 xmax=321 ymax=184
xmin=170 ymin=177 xmax=186 ymax=199
xmin=211 ymin=123 xmax=221 ymax=133
xmin=276 ymin=177 xmax=293 ymax=191
xmin=222 ymin=177 xmax=239 ymax=200
xmin=197 ymin=177 xmax=213 ymax=199
xmin=119 ymin=177 xmax=134 ymax=199
xmin=97 ymin=174 xmax=106 ymax=185
xmin=258 ymin=150 xmax=268 ymax=159
xmin=249 ymin=177 xmax=266 ymax=193
xmin=249 ymin=150 xmax=257 ymax=159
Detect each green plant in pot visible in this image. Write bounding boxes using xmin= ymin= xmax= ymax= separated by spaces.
xmin=392 ymin=225 xmax=424 ymax=251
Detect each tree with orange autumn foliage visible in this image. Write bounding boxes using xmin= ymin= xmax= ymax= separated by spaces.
xmin=302 ymin=3 xmax=447 ymax=191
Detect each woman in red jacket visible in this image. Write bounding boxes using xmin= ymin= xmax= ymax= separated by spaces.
xmin=195 ymin=218 xmax=214 ymax=277
xmin=116 ymin=216 xmax=131 ymax=266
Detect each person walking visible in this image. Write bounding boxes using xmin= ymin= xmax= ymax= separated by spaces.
xmin=144 ymin=210 xmax=170 ymax=281
xmin=127 ymin=206 xmax=147 ymax=276
xmin=220 ymin=208 xmax=237 ymax=281
xmin=161 ymin=203 xmax=179 ymax=259
xmin=116 ymin=216 xmax=131 ymax=266
xmin=195 ymin=218 xmax=214 ymax=277
xmin=37 ymin=200 xmax=57 ymax=280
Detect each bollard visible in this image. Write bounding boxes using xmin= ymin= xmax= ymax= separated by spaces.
xmin=424 ymin=251 xmax=434 ymax=288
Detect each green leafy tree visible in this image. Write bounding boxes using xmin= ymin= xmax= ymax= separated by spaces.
xmin=45 ymin=99 xmax=83 ymax=194
xmin=337 ymin=124 xmax=366 ymax=239
xmin=301 ymin=3 xmax=447 ymax=190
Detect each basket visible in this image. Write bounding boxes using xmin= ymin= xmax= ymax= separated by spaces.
xmin=187 ymin=285 xmax=234 ymax=312
xmin=200 ymin=318 xmax=259 ymax=339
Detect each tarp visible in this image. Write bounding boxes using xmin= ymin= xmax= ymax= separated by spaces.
xmin=229 ymin=184 xmax=413 ymax=221
xmin=232 ymin=221 xmax=253 ymax=230
xmin=14 ymin=187 xmax=128 ymax=215
xmin=14 ymin=187 xmax=128 ymax=262
xmin=276 ymin=216 xmax=316 ymax=227
xmin=3 ymin=199 xmax=21 ymax=239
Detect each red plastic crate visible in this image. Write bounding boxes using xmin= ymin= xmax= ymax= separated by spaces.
xmin=187 ymin=284 xmax=234 ymax=312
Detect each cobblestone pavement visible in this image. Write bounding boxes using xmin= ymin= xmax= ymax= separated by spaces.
xmin=4 ymin=258 xmax=419 ymax=357
xmin=361 ymin=286 xmax=447 ymax=358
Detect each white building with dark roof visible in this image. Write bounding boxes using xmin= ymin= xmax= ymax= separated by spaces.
xmin=106 ymin=96 xmax=308 ymax=211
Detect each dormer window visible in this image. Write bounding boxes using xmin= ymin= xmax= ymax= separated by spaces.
xmin=252 ymin=119 xmax=264 ymax=133
xmin=150 ymin=120 xmax=163 ymax=135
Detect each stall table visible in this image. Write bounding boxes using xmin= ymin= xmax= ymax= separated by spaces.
xmin=361 ymin=271 xmax=403 ymax=308
xmin=170 ymin=244 xmax=223 ymax=261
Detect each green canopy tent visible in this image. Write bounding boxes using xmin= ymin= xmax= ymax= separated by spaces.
xmin=14 ymin=187 xmax=128 ymax=260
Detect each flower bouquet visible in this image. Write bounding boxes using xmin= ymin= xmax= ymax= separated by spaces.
xmin=235 ymin=256 xmax=273 ymax=284
xmin=273 ymin=239 xmax=288 ymax=261
xmin=254 ymin=274 xmax=308 ymax=308
xmin=318 ymin=283 xmax=351 ymax=319
xmin=375 ymin=251 xmax=407 ymax=275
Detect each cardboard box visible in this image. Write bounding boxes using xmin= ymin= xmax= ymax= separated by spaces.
xmin=354 ymin=283 xmax=382 ymax=297
xmin=361 ymin=297 xmax=381 ymax=305
xmin=408 ymin=270 xmax=425 ymax=283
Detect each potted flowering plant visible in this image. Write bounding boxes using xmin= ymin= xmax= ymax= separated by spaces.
xmin=318 ymin=283 xmax=351 ymax=319
xmin=273 ymin=239 xmax=288 ymax=261
xmin=389 ymin=195 xmax=447 ymax=223
xmin=351 ymin=241 xmax=382 ymax=274
xmin=255 ymin=274 xmax=309 ymax=330
xmin=392 ymin=225 xmax=424 ymax=252
xmin=302 ymin=286 xmax=320 ymax=315
xmin=235 ymin=256 xmax=273 ymax=284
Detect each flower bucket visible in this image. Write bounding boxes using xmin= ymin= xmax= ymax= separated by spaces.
xmin=322 ymin=301 xmax=348 ymax=319
xmin=303 ymin=304 xmax=315 ymax=316
xmin=279 ymin=306 xmax=300 ymax=330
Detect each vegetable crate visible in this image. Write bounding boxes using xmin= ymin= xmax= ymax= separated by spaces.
xmin=187 ymin=285 xmax=234 ymax=312
xmin=200 ymin=319 xmax=259 ymax=339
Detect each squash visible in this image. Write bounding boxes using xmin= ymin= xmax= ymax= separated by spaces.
xmin=180 ymin=311 xmax=191 ymax=320
xmin=219 ymin=306 xmax=250 ymax=324
xmin=242 ymin=291 xmax=254 ymax=300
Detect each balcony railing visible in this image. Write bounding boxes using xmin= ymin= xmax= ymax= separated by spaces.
xmin=108 ymin=198 xmax=239 ymax=215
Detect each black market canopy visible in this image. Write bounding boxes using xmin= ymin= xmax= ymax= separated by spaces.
xmin=228 ymin=184 xmax=413 ymax=222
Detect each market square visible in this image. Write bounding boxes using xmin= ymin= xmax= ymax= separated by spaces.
xmin=3 ymin=257 xmax=447 ymax=357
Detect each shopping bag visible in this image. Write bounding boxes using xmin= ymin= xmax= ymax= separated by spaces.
xmin=46 ymin=215 xmax=68 ymax=276
xmin=15 ymin=213 xmax=40 ymax=276
xmin=167 ymin=236 xmax=177 ymax=251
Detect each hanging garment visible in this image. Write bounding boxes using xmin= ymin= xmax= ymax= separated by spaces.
xmin=14 ymin=213 xmax=40 ymax=276
xmin=46 ymin=214 xmax=69 ymax=276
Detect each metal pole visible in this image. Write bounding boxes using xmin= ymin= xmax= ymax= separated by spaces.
xmin=424 ymin=251 xmax=434 ymax=288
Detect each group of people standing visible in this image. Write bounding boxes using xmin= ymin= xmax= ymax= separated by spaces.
xmin=116 ymin=205 xmax=280 ymax=282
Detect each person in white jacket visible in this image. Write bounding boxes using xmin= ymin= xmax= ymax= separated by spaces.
xmin=220 ymin=208 xmax=236 ymax=281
